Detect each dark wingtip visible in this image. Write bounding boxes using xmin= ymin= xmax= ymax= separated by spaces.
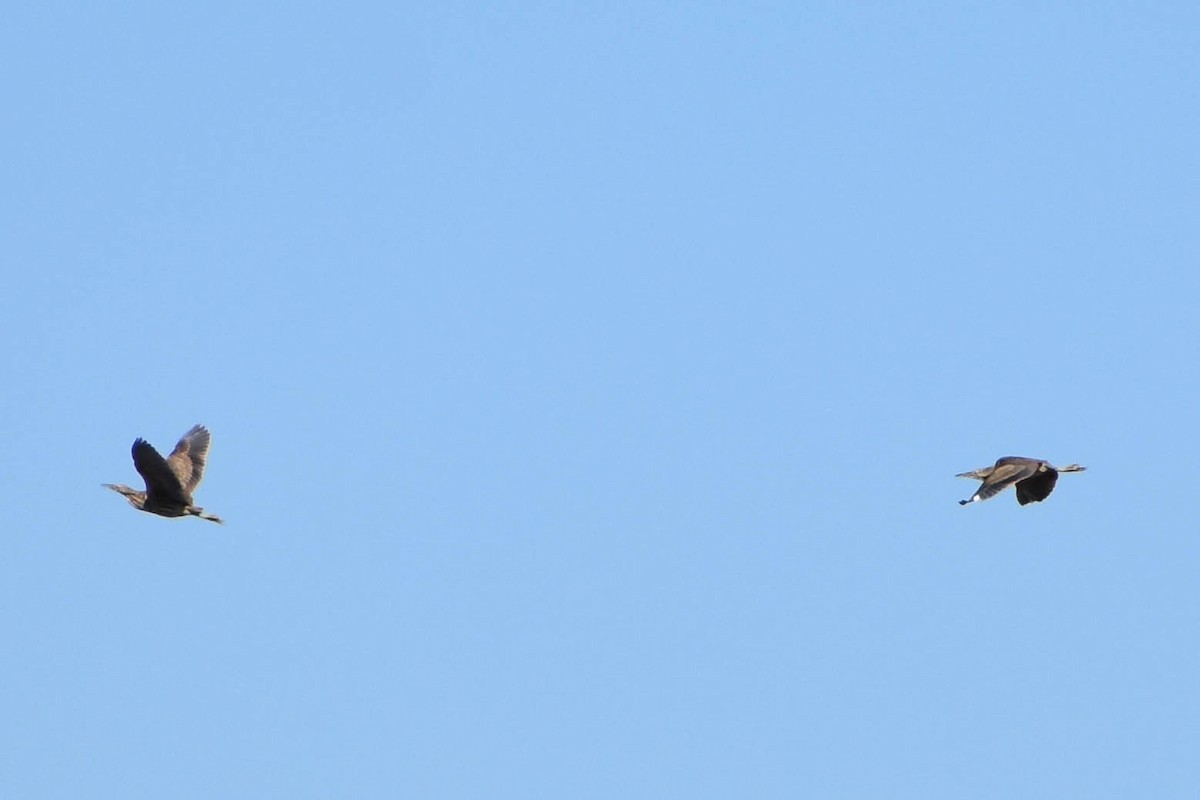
xmin=958 ymin=499 xmax=970 ymax=506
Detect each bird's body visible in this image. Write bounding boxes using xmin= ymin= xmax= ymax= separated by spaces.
xmin=104 ymin=424 xmax=224 ymax=524
xmin=957 ymin=456 xmax=1086 ymax=506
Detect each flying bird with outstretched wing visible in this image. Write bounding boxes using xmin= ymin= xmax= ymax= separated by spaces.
xmin=104 ymin=424 xmax=224 ymax=524
xmin=957 ymin=456 xmax=1086 ymax=506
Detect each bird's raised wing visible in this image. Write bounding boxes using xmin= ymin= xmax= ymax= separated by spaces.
xmin=955 ymin=466 xmax=993 ymax=480
xmin=132 ymin=439 xmax=188 ymax=503
xmin=1016 ymin=469 xmax=1058 ymax=505
xmin=970 ymin=461 xmax=1038 ymax=502
xmin=166 ymin=424 xmax=212 ymax=496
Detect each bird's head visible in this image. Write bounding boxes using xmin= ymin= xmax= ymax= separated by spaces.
xmin=102 ymin=483 xmax=146 ymax=509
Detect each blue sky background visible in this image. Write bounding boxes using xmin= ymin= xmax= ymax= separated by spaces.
xmin=3 ymin=2 xmax=1198 ymax=797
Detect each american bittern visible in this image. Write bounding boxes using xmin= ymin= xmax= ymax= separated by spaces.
xmin=957 ymin=457 xmax=1086 ymax=506
xmin=104 ymin=424 xmax=224 ymax=524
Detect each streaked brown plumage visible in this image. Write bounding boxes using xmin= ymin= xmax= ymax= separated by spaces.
xmin=957 ymin=457 xmax=1086 ymax=506
xmin=103 ymin=424 xmax=224 ymax=524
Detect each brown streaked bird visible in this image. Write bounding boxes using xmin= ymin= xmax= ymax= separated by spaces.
xmin=103 ymin=424 xmax=224 ymax=524
xmin=957 ymin=457 xmax=1086 ymax=506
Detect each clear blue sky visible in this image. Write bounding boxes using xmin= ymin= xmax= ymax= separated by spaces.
xmin=3 ymin=3 xmax=1198 ymax=797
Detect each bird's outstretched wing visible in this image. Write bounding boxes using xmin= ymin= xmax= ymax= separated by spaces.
xmin=1016 ymin=469 xmax=1058 ymax=505
xmin=967 ymin=461 xmax=1038 ymax=503
xmin=132 ymin=439 xmax=188 ymax=503
xmin=166 ymin=424 xmax=212 ymax=496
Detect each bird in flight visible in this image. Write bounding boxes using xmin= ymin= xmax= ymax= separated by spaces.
xmin=957 ymin=456 xmax=1086 ymax=506
xmin=104 ymin=424 xmax=224 ymax=524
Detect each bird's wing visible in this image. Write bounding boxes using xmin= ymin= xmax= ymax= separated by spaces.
xmin=132 ymin=439 xmax=188 ymax=503
xmin=971 ymin=461 xmax=1037 ymax=502
xmin=956 ymin=466 xmax=993 ymax=480
xmin=166 ymin=425 xmax=212 ymax=495
xmin=1016 ymin=469 xmax=1058 ymax=505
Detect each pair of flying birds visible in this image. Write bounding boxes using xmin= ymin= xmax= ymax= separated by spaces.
xmin=103 ymin=426 xmax=1085 ymax=523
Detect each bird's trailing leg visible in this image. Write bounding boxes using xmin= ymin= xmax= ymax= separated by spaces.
xmin=188 ymin=506 xmax=224 ymax=525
